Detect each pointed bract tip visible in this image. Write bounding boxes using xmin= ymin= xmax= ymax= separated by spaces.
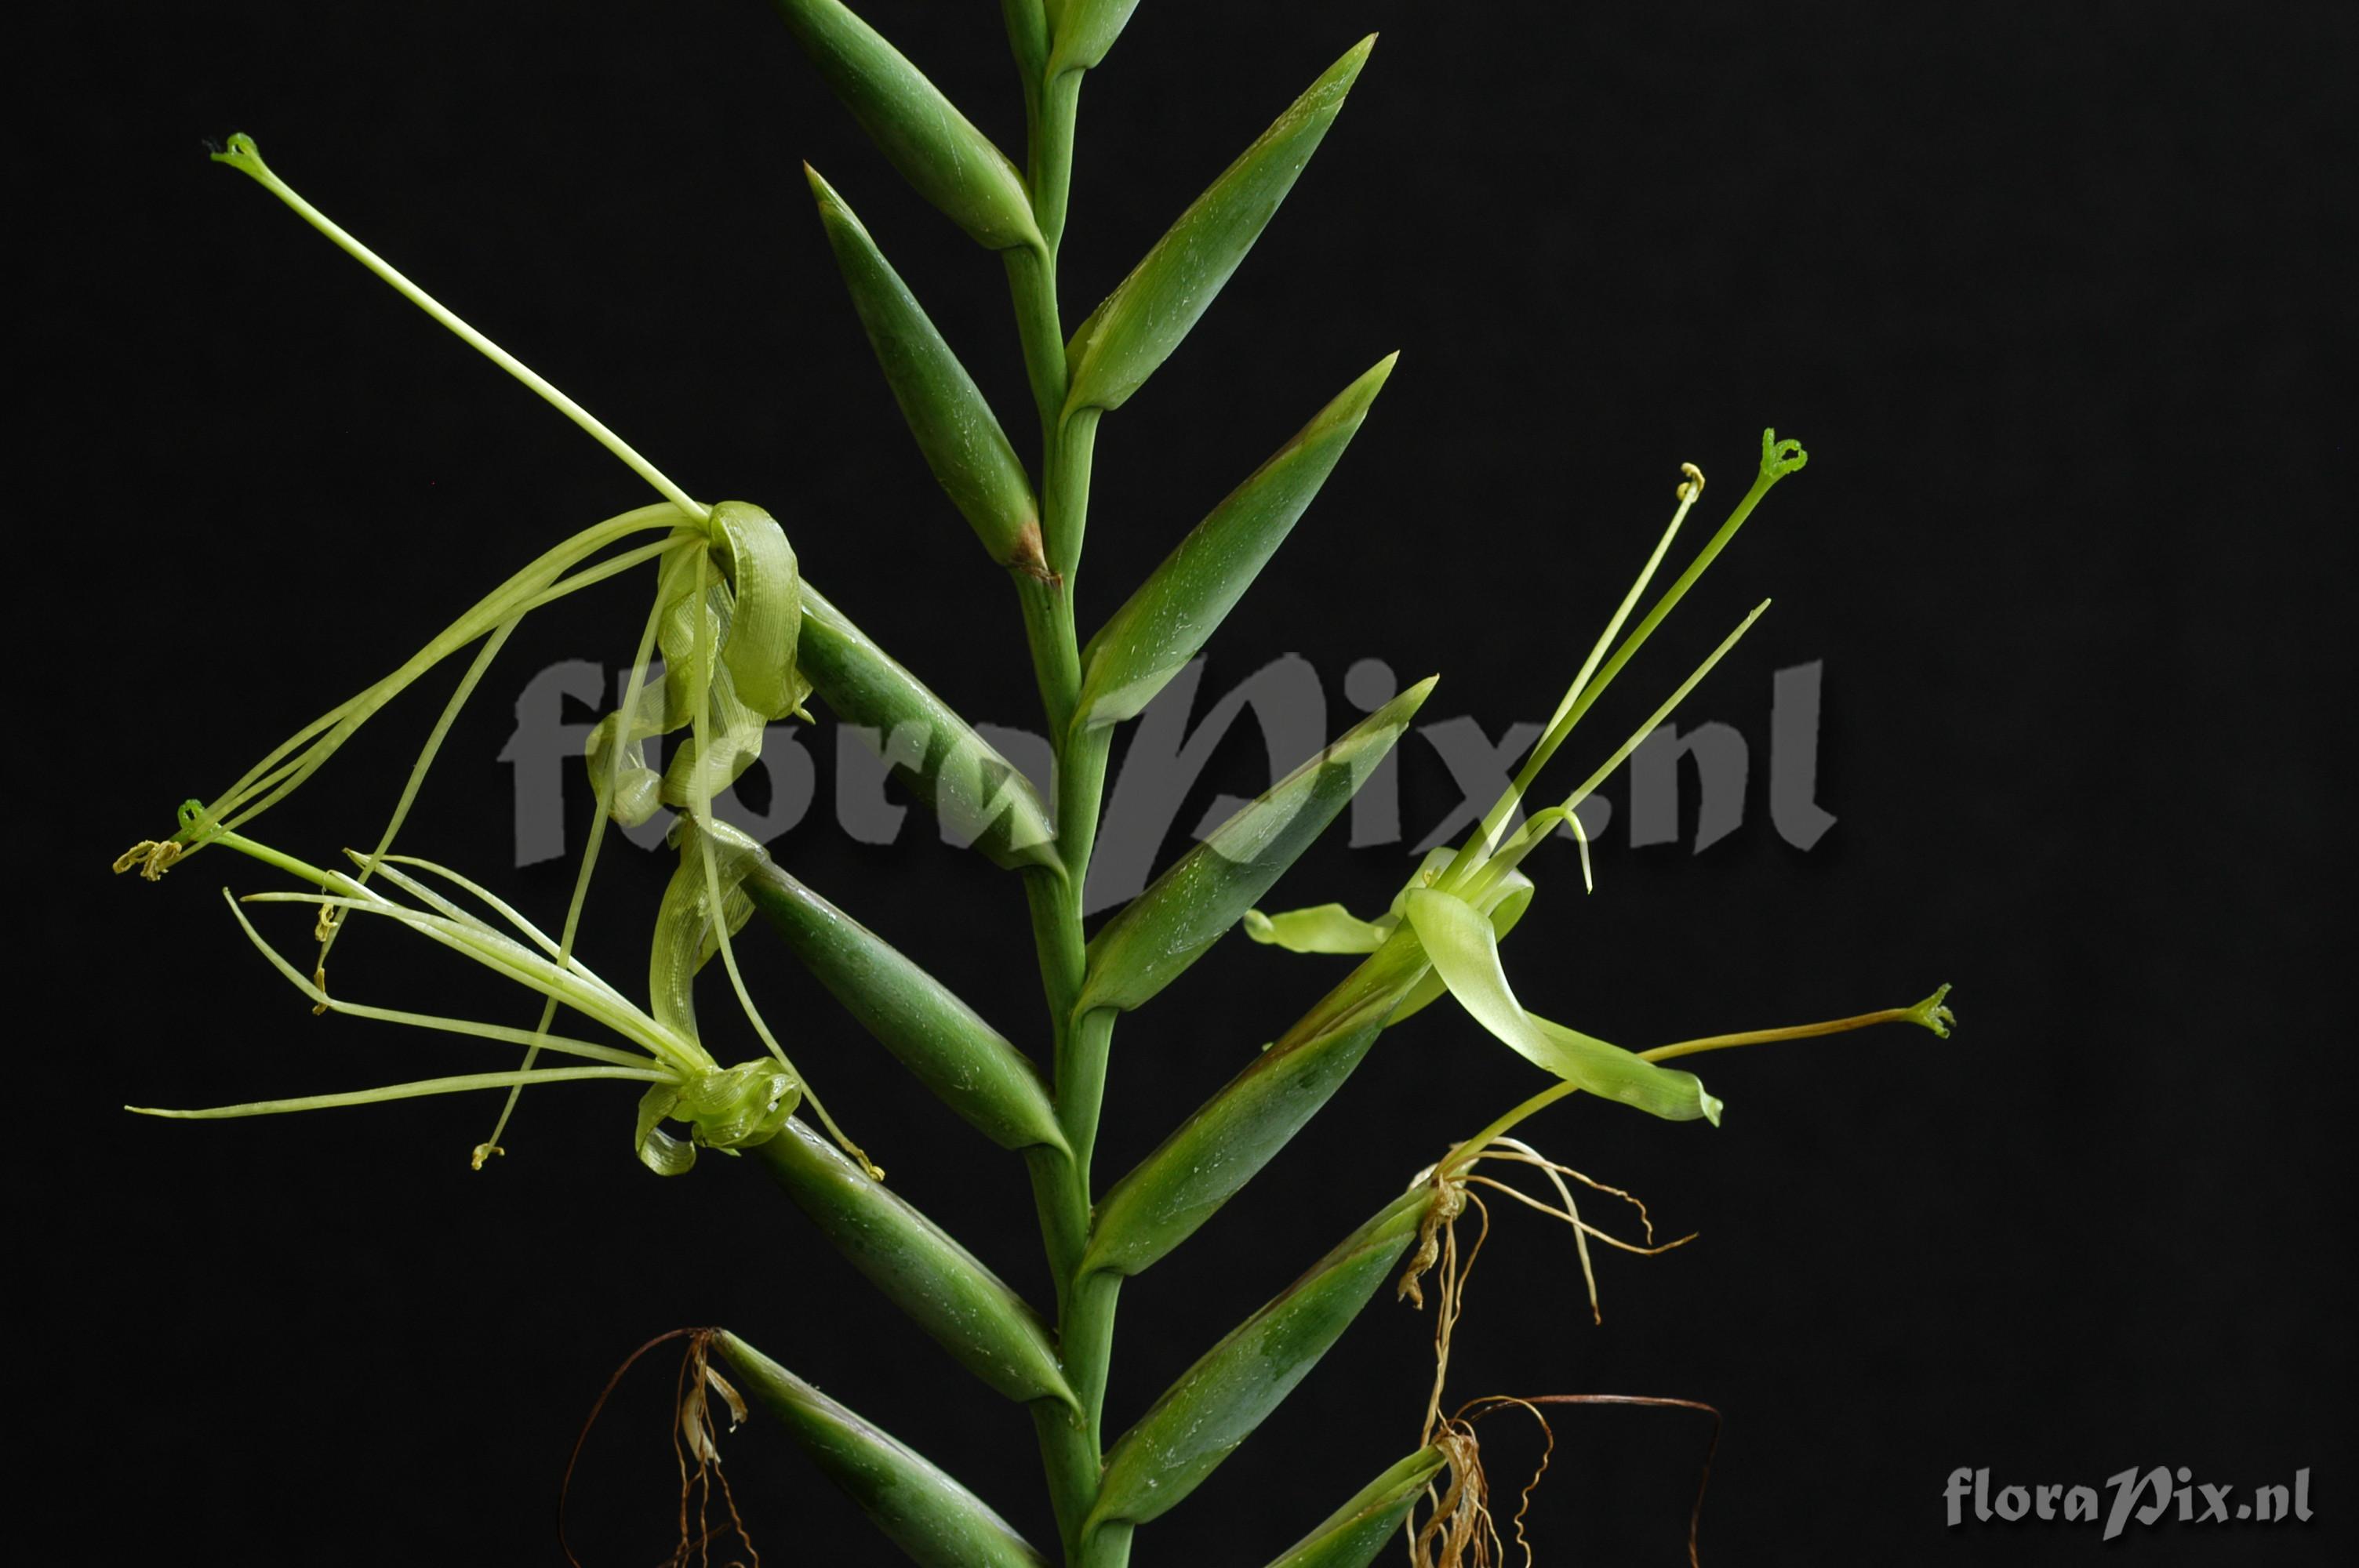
xmin=802 ymin=163 xmax=845 ymax=212
xmin=1332 ymin=34 xmax=1377 ymax=80
xmin=1327 ymin=352 xmax=1401 ymax=421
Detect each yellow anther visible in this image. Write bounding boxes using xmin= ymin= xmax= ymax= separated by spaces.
xmin=111 ymin=840 xmax=187 ymax=881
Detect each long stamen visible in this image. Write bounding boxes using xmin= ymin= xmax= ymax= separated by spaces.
xmin=1445 ymin=464 xmax=1705 ymax=887
xmin=476 ymin=539 xmax=694 ymax=1164
xmin=1529 ymin=432 xmax=1807 ymax=771
xmin=312 ymin=532 xmax=689 ymax=993
xmin=210 ymin=135 xmax=708 ymax=522
xmin=129 ymin=1065 xmax=673 ymax=1122
xmin=315 ymin=615 xmax=520 ymax=996
xmin=178 ymin=507 xmax=686 ymax=849
xmin=223 ymin=891 xmax=650 ymax=1069
xmin=1471 ymin=600 xmax=1770 ymax=891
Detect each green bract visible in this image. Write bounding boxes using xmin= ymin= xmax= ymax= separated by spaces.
xmin=123 ymin=12 xmax=1954 ymax=1568
xmin=743 ymin=855 xmax=1068 ymax=1153
xmin=1089 ymin=1189 xmax=1429 ymax=1530
xmin=1065 ymin=38 xmax=1375 ymax=416
xmin=798 ymin=585 xmax=1061 ymax=871
xmin=718 ymin=1331 xmax=1053 ymax=1568
xmin=1263 ymin=1448 xmax=1451 ymax=1568
xmin=1078 ymin=677 xmax=1436 ymax=1014
xmin=756 ymin=1120 xmax=1081 ymax=1412
xmin=1077 ymin=355 xmax=1398 ymax=725
xmin=764 ymin=0 xmax=1042 ymax=252
xmin=1045 ymin=0 xmax=1143 ymax=76
xmin=1084 ymin=928 xmax=1431 ymax=1278
xmin=807 ymin=166 xmax=1047 ymax=576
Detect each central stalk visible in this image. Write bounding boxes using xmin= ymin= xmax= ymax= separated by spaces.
xmin=1006 ymin=52 xmax=1129 ymax=1568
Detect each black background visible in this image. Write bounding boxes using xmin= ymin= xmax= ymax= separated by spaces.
xmin=20 ymin=1 xmax=2350 ymax=1563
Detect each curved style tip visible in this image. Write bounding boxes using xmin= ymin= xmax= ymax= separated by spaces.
xmin=209 ymin=132 xmax=272 ymax=181
xmin=1759 ymin=426 xmax=1809 ymax=483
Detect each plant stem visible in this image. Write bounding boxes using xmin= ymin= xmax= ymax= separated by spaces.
xmin=1032 ymin=70 xmax=1083 ymax=254
xmin=1005 ymin=245 xmax=1069 ymax=440
xmin=1017 ymin=575 xmax=1084 ymax=740
xmin=1005 ymin=54 xmax=1130 ymax=1568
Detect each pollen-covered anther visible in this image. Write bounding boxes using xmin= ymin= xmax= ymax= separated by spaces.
xmin=1675 ymin=461 xmax=1705 ymax=503
xmin=112 ymin=840 xmax=187 ymax=882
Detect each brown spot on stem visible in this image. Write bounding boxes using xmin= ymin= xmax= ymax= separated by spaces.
xmin=1007 ymin=520 xmax=1060 ymax=585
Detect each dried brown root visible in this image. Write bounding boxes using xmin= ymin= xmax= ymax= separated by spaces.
xmin=1396 ymin=1134 xmax=1711 ymax=1564
xmin=1397 ymin=1134 xmax=1692 ymax=1433
xmin=1465 ymin=1136 xmax=1696 ymax=1327
xmin=1412 ymin=1395 xmax=1723 ymax=1568
xmin=561 ymin=1327 xmax=761 ymax=1568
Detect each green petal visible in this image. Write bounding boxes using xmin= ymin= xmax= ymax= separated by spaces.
xmin=1388 ymin=866 xmax=1533 ymax=1025
xmin=1400 ymin=889 xmax=1721 ymax=1124
xmin=647 ymin=820 xmax=767 ymax=1041
xmin=708 ymin=501 xmax=805 ymax=720
xmin=1243 ymin=902 xmax=1396 ymax=955
xmin=634 ymin=1083 xmax=696 ymax=1175
xmin=674 ymin=1060 xmax=801 ymax=1150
